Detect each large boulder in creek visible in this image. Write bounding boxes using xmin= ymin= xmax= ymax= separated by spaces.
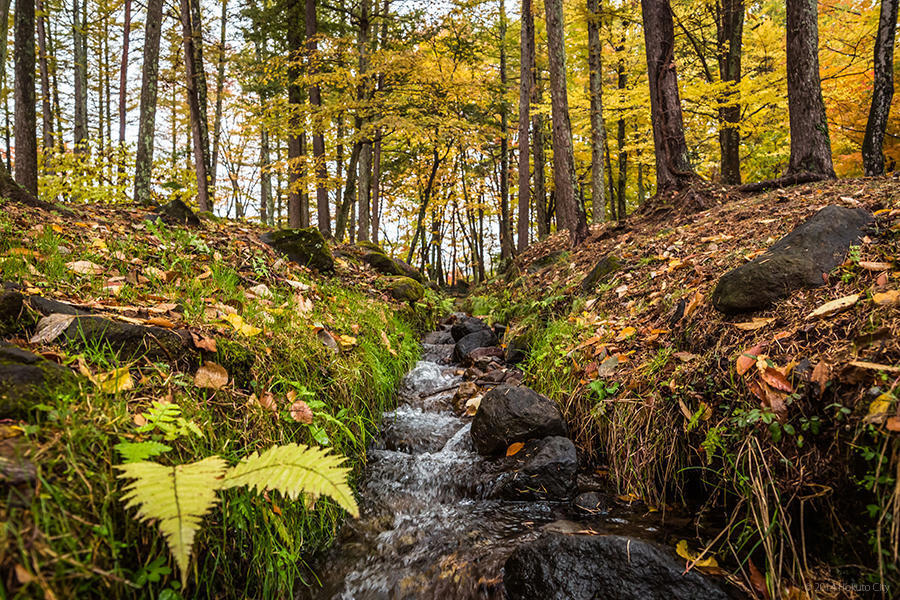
xmin=712 ymin=205 xmax=873 ymax=313
xmin=452 ymin=328 xmax=499 ymax=363
xmin=385 ymin=276 xmax=424 ymax=304
xmin=61 ymin=316 xmax=195 ymax=365
xmin=471 ymin=384 xmax=566 ymax=455
xmin=260 ymin=228 xmax=334 ymax=273
xmin=504 ymin=532 xmax=733 ymax=600
xmin=0 ymin=344 xmax=80 ymax=419
xmin=491 ymin=436 xmax=577 ymax=500
xmin=451 ymin=316 xmax=491 ymax=342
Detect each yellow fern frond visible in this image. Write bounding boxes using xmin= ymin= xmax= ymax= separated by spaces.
xmin=222 ymin=443 xmax=359 ymax=517
xmin=117 ymin=456 xmax=228 ymax=583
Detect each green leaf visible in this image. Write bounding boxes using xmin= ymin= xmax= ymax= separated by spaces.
xmin=114 ymin=440 xmax=173 ymax=463
xmin=117 ymin=456 xmax=228 ymax=584
xmin=221 ymin=443 xmax=358 ymax=517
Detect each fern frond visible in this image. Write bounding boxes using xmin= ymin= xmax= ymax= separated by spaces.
xmin=222 ymin=443 xmax=359 ymax=517
xmin=114 ymin=440 xmax=172 ymax=463
xmin=117 ymin=457 xmax=227 ymax=583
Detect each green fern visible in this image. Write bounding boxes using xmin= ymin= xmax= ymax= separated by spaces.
xmin=135 ymin=401 xmax=203 ymax=441
xmin=221 ymin=443 xmax=359 ymax=517
xmin=117 ymin=457 xmax=228 ymax=584
xmin=114 ymin=440 xmax=173 ymax=463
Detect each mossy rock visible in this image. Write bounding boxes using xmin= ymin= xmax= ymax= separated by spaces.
xmin=356 ymin=240 xmax=385 ymax=254
xmin=260 ymin=228 xmax=334 ymax=273
xmin=0 ymin=344 xmax=80 ymax=419
xmin=580 ymin=254 xmax=621 ymax=292
xmin=61 ymin=316 xmax=196 ymax=366
xmin=363 ymin=251 xmax=402 ymax=275
xmin=526 ymin=250 xmax=565 ymax=273
xmin=391 ymin=257 xmax=424 ymax=283
xmin=157 ymin=198 xmax=200 ymax=226
xmin=0 ymin=289 xmax=24 ymax=335
xmin=215 ymin=338 xmax=256 ymax=389
xmin=386 ymin=276 xmax=425 ymax=304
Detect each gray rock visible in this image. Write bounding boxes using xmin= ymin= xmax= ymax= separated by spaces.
xmin=0 ymin=344 xmax=80 ymax=418
xmin=580 ymin=254 xmax=621 ymax=292
xmin=492 ymin=436 xmax=577 ymax=500
xmin=451 ymin=316 xmax=491 ymax=342
xmin=260 ymin=228 xmax=334 ymax=272
xmin=712 ymin=205 xmax=873 ymax=313
xmin=573 ymin=491 xmax=608 ymax=514
xmin=505 ymin=334 xmax=530 ymax=364
xmin=61 ymin=316 xmax=195 ymax=365
xmin=0 ymin=290 xmax=24 ymax=335
xmin=157 ymin=198 xmax=200 ymax=226
xmin=452 ymin=328 xmax=499 ymax=363
xmin=25 ymin=295 xmax=90 ymax=316
xmin=471 ymin=384 xmax=567 ymax=455
xmin=504 ymin=532 xmax=733 ymax=600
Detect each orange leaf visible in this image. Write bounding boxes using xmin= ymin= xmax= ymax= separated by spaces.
xmin=886 ymin=416 xmax=900 ymax=432
xmin=737 ymin=344 xmax=764 ymax=376
xmin=290 ymin=399 xmax=314 ymax=424
xmin=760 ymin=367 xmax=793 ymax=393
xmin=506 ymin=442 xmax=525 ymax=456
xmin=146 ymin=316 xmax=176 ymax=329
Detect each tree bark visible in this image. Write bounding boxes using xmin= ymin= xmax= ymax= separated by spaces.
xmin=715 ymin=0 xmax=743 ymax=184
xmin=641 ymin=0 xmax=695 ymax=192
xmin=587 ymin=0 xmax=607 ymax=224
xmin=118 ymin=0 xmax=131 ymax=145
xmin=287 ymin=0 xmax=304 ymax=227
xmin=180 ymin=0 xmax=211 ymax=212
xmin=544 ymin=0 xmax=587 ymax=244
xmin=615 ymin=36 xmax=627 ymax=220
xmin=133 ymin=0 xmax=164 ymax=205
xmin=306 ymin=0 xmax=330 ymax=236
xmin=862 ymin=0 xmax=899 ymax=176
xmin=498 ymin=0 xmax=514 ymax=258
xmin=72 ymin=0 xmax=87 ymax=150
xmin=36 ymin=0 xmax=53 ymax=153
xmin=211 ymin=0 xmax=227 ymax=190
xmin=334 ymin=140 xmax=362 ymax=240
xmin=785 ymin=0 xmax=834 ymax=177
xmin=14 ymin=0 xmax=37 ymax=196
xmin=532 ymin=89 xmax=549 ymax=238
xmin=356 ymin=0 xmax=372 ymax=241
xmin=516 ymin=0 xmax=535 ymax=251
xmin=260 ymin=127 xmax=270 ymax=225
xmin=0 ymin=0 xmax=10 ymax=170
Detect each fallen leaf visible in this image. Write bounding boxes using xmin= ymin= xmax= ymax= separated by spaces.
xmin=886 ymin=417 xmax=900 ymax=432
xmin=848 ymin=360 xmax=900 ymax=374
xmin=190 ymin=331 xmax=217 ymax=352
xmin=194 ymin=362 xmax=229 ymax=389
xmin=223 ymin=313 xmax=262 ymax=336
xmin=295 ymin=294 xmax=313 ymax=313
xmin=337 ymin=334 xmax=357 ymax=349
xmin=873 ymin=289 xmax=900 ymax=307
xmin=806 ymin=294 xmax=859 ymax=319
xmin=672 ymin=351 xmax=699 ymax=362
xmin=317 ymin=328 xmax=339 ymax=351
xmin=684 ymin=291 xmax=705 ymax=318
xmin=748 ymin=560 xmax=770 ymax=600
xmin=810 ymin=361 xmax=831 ymax=396
xmin=876 ymin=272 xmax=888 ymax=287
xmin=506 ymin=442 xmax=525 ymax=456
xmin=146 ymin=316 xmax=176 ymax=329
xmin=289 ymin=399 xmax=314 ymax=424
xmin=93 ymin=367 xmax=134 ymax=394
xmin=596 ymin=355 xmax=619 ymax=377
xmin=736 ymin=344 xmax=764 ymax=376
xmin=66 ymin=260 xmax=104 ymax=275
xmin=760 ymin=366 xmax=793 ymax=393
xmin=29 ymin=313 xmax=76 ymax=344
xmin=252 ymin=392 xmax=277 ymax=411
xmin=675 ymin=540 xmax=719 ymax=569
xmin=464 ymin=395 xmax=482 ymax=416
xmin=381 ymin=330 xmax=396 ymax=356
xmin=858 ymin=261 xmax=891 ymax=271
xmin=285 ymin=279 xmax=311 ymax=291
xmin=248 ymin=283 xmax=272 ymax=298
xmin=865 ymin=393 xmax=894 ymax=424
xmin=615 ymin=327 xmax=637 ymax=342
xmin=14 ymin=564 xmax=33 ymax=585
xmin=734 ymin=317 xmax=774 ymax=331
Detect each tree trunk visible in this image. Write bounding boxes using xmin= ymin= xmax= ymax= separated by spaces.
xmin=862 ymin=0 xmax=899 ymax=176
xmin=356 ymin=0 xmax=372 ymax=241
xmin=118 ymin=0 xmax=130 ymax=145
xmin=72 ymin=0 xmax=87 ymax=150
xmin=785 ymin=0 xmax=834 ymax=177
xmin=587 ymin=0 xmax=606 ymax=224
xmin=715 ymin=0 xmax=743 ymax=184
xmin=544 ymin=0 xmax=587 ymax=244
xmin=211 ymin=0 xmax=227 ymax=190
xmin=498 ymin=0 xmax=514 ymax=259
xmin=516 ymin=0 xmax=535 ymax=251
xmin=407 ymin=145 xmax=444 ymax=265
xmin=306 ymin=0 xmax=330 ymax=236
xmin=36 ymin=0 xmax=53 ymax=153
xmin=133 ymin=0 xmax=164 ymax=205
xmin=372 ymin=133 xmax=382 ymax=243
xmin=615 ymin=38 xmax=627 ymax=220
xmin=641 ymin=0 xmax=695 ymax=192
xmin=181 ymin=0 xmax=211 ymax=212
xmin=14 ymin=0 xmax=37 ymax=195
xmin=260 ymin=127 xmax=270 ymax=225
xmin=532 ymin=71 xmax=549 ymax=239
xmin=334 ymin=141 xmax=362 ymax=240
xmin=0 ymin=0 xmax=10 ymax=170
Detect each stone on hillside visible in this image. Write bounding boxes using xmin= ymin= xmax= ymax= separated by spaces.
xmin=25 ymin=295 xmax=90 ymax=316
xmin=452 ymin=329 xmax=499 ymax=363
xmin=0 ymin=344 xmax=79 ymax=418
xmin=712 ymin=205 xmax=873 ymax=313
xmin=61 ymin=316 xmax=194 ymax=364
xmin=492 ymin=436 xmax=577 ymax=500
xmin=363 ymin=251 xmax=403 ymax=276
xmin=390 ymin=257 xmax=423 ymax=283
xmin=468 ymin=346 xmax=505 ymax=368
xmin=505 ymin=334 xmax=530 ymax=364
xmin=504 ymin=533 xmax=732 ymax=600
xmin=527 ymin=250 xmax=565 ymax=274
xmin=0 ymin=289 xmax=24 ymax=335
xmin=451 ymin=316 xmax=491 ymax=342
xmin=356 ymin=240 xmax=385 ymax=254
xmin=157 ymin=198 xmax=201 ymax=226
xmin=422 ymin=330 xmax=454 ymax=345
xmin=260 ymin=228 xmax=334 ymax=272
xmin=580 ymin=254 xmax=621 ymax=292
xmin=471 ymin=384 xmax=566 ymax=455
xmin=385 ymin=276 xmax=424 ymax=304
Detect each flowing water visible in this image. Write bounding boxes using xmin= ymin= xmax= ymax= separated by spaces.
xmin=311 ymin=333 xmax=691 ymax=600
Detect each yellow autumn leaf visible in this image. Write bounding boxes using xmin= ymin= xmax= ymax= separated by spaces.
xmin=866 ymin=393 xmax=894 ymax=424
xmin=675 ymin=540 xmax=719 ymax=568
xmin=222 ymin=313 xmax=262 ymax=336
xmin=336 ymin=334 xmax=357 ymax=348
xmin=93 ymin=367 xmax=134 ymax=394
xmin=615 ymin=327 xmax=637 ymax=342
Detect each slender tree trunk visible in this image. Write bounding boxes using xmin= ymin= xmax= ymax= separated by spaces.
xmin=14 ymin=0 xmax=37 ymax=195
xmin=334 ymin=141 xmax=362 ymax=240
xmin=48 ymin=13 xmax=61 ymax=151
xmin=372 ymin=133 xmax=382 ymax=243
xmin=287 ymin=0 xmax=303 ymax=227
xmin=133 ymin=0 xmax=164 ymax=205
xmin=181 ymin=0 xmax=211 ymax=211
xmin=516 ymin=0 xmax=535 ymax=251
xmin=306 ymin=0 xmax=330 ymax=236
xmin=189 ymin=0 xmax=210 ymax=161
xmin=356 ymin=0 xmax=372 ymax=241
xmin=73 ymin=0 xmax=87 ymax=150
xmin=407 ymin=145 xmax=444 ymax=264
xmin=604 ymin=134 xmax=616 ymax=219
xmin=587 ymin=0 xmax=607 ymax=223
xmin=532 ymin=78 xmax=548 ymax=238
xmin=862 ymin=0 xmax=899 ymax=176
xmin=211 ymin=0 xmax=227 ymax=190
xmin=785 ymin=0 xmax=834 ymax=177
xmin=118 ymin=0 xmax=131 ymax=145
xmin=641 ymin=0 xmax=695 ymax=192
xmin=616 ymin=44 xmax=627 ymax=220
xmin=35 ymin=0 xmax=52 ymax=153
xmin=260 ymin=127 xmax=270 ymax=225
xmin=498 ymin=0 xmax=514 ymax=259
xmin=714 ymin=0 xmax=743 ymax=184
xmin=0 ymin=0 xmax=10 ymax=170
xmin=544 ymin=0 xmax=587 ymax=244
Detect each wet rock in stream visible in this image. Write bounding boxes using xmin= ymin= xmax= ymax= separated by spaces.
xmin=471 ymin=384 xmax=567 ymax=455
